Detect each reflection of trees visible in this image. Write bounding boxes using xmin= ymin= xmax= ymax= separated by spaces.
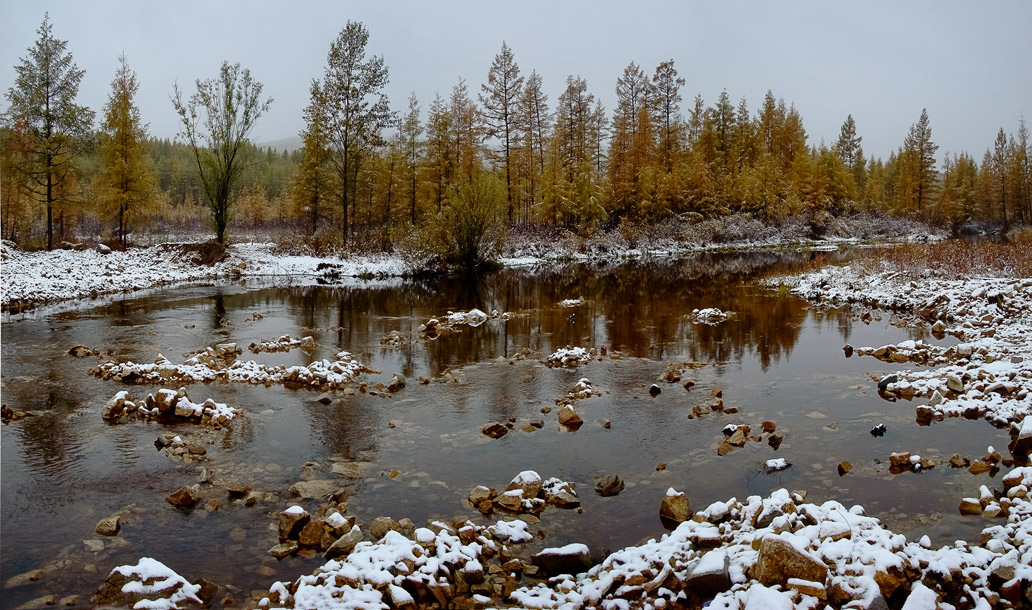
xmin=270 ymin=249 xmax=845 ymax=380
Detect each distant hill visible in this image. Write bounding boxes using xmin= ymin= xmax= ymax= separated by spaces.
xmin=257 ymin=135 xmax=303 ymax=153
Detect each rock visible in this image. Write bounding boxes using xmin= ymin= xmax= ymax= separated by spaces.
xmin=949 ymin=454 xmax=970 ymax=468
xmin=659 ymin=489 xmax=691 ymax=523
xmin=324 ymin=525 xmax=363 ymax=559
xmin=269 ymin=542 xmax=299 ymax=559
xmin=289 ymin=479 xmax=339 ymax=499
xmin=481 ymin=422 xmax=508 ymax=438
xmin=558 ymin=405 xmax=582 ymax=428
xmin=761 ymin=421 xmax=776 ymax=433
xmin=595 ymin=475 xmax=624 ymax=497
xmin=767 ymin=434 xmax=783 ymax=450
xmin=468 ymin=486 xmax=495 ymax=506
xmin=369 ymin=516 xmax=400 ymax=539
xmin=931 ymin=320 xmax=946 ymax=334
xmin=97 ymin=244 xmax=112 ymax=255
xmin=506 ymin=470 xmax=543 ymax=499
xmin=753 ymin=534 xmax=829 ymax=587
xmin=946 ymin=375 xmax=964 ymax=393
xmin=837 ymin=461 xmax=852 ymax=476
xmin=959 ymin=498 xmax=982 ymax=515
xmin=495 ymin=490 xmax=524 ymax=512
xmin=68 ymin=345 xmax=93 ymax=358
xmin=649 ymin=384 xmax=661 ymax=397
xmin=195 ymin=578 xmax=219 ymax=603
xmin=877 ymin=375 xmax=897 ymax=392
xmin=968 ymin=461 xmax=991 ymax=475
xmin=165 ymin=486 xmax=199 ymax=508
xmin=532 ymin=543 xmax=592 ymax=576
xmin=1009 ymin=416 xmax=1032 ymax=459
xmin=870 ymin=424 xmax=887 ymax=437
xmin=685 ymin=549 xmax=731 ymax=597
xmin=298 ymin=521 xmax=325 ymax=547
xmin=278 ymin=506 xmax=310 ymax=541
xmin=548 ymin=491 xmax=580 ymax=509
xmin=842 ymin=344 xmax=854 ymax=358
xmin=95 ymin=515 xmax=121 ymax=536
xmin=387 ymin=373 xmax=406 ymax=393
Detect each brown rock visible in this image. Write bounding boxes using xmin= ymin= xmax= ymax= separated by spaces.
xmin=659 ymin=490 xmax=691 ymax=524
xmin=481 ymin=422 xmax=508 ymax=438
xmin=753 ymin=534 xmax=829 ymax=587
xmin=968 ymin=461 xmax=991 ymax=475
xmin=468 ymin=486 xmax=495 ymax=506
xmin=269 ymin=542 xmax=298 ymax=559
xmin=278 ymin=508 xmax=310 ymax=541
xmin=595 ymin=474 xmax=624 ymax=497
xmin=548 ymin=491 xmax=580 ymax=509
xmin=558 ymin=405 xmax=582 ymax=428
xmin=298 ymin=521 xmax=325 ymax=547
xmin=959 ymin=498 xmax=982 ymax=515
xmin=768 ymin=434 xmax=783 ymax=450
xmin=761 ymin=421 xmax=776 ymax=433
xmin=837 ymin=462 xmax=852 ymax=476
xmin=165 ymin=486 xmax=199 ymax=508
xmin=324 ymin=526 xmax=363 ymax=559
xmin=95 ymin=515 xmax=121 ymax=536
xmin=369 ymin=516 xmax=400 ymax=539
xmin=949 ymin=454 xmax=970 ymax=468
xmin=68 ymin=345 xmax=93 ymax=358
xmin=195 ymin=578 xmax=219 ymax=603
xmin=532 ymin=545 xmax=593 ymax=576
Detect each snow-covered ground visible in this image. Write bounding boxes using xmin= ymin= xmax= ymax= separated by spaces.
xmin=0 ymin=241 xmax=406 ymax=312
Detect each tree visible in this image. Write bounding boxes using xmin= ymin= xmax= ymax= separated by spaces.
xmin=479 ymin=42 xmax=524 ymax=223
xmin=607 ymin=62 xmax=657 ymax=217
xmin=651 ymin=60 xmax=685 ymax=173
xmin=293 ymin=80 xmax=334 ymax=235
xmin=172 ymin=61 xmax=271 ymax=244
xmin=900 ymin=108 xmax=938 ymax=214
xmin=449 ymin=79 xmax=482 ymax=183
xmin=321 ymin=21 xmax=395 ymax=244
xmin=835 ymin=115 xmax=864 ymax=201
xmin=4 ymin=13 xmax=95 ymax=249
xmin=399 ymin=92 xmax=423 ymax=224
xmin=992 ymin=127 xmax=1010 ymax=231
xmin=517 ymin=70 xmax=551 ymax=220
xmin=98 ymin=53 xmax=155 ymax=248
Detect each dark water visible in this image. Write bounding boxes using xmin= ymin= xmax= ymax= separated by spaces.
xmin=0 ymin=250 xmax=1013 ymax=608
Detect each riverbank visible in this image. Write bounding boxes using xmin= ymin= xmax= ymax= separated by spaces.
xmin=1 ymin=213 xmax=941 ymax=313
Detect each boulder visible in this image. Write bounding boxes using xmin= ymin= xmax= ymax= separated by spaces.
xmin=95 ymin=515 xmax=121 ymax=536
xmin=532 ymin=543 xmax=592 ymax=576
xmin=278 ymin=506 xmax=310 ymax=541
xmin=595 ymin=474 xmax=624 ymax=497
xmin=506 ymin=470 xmax=543 ymax=499
xmin=946 ymin=375 xmax=964 ymax=393
xmin=753 ymin=534 xmax=829 ymax=587
xmin=481 ymin=422 xmax=509 ymax=438
xmin=1009 ymin=416 xmax=1032 ymax=460
xmin=289 ymin=479 xmax=339 ymax=499
xmin=468 ymin=486 xmax=495 ymax=506
xmin=369 ymin=516 xmax=400 ymax=540
xmin=298 ymin=521 xmax=326 ymax=547
xmin=659 ymin=489 xmax=691 ymax=523
xmin=97 ymin=244 xmax=112 ymax=255
xmin=387 ymin=373 xmax=406 ymax=393
xmin=495 ymin=490 xmax=524 ymax=512
xmin=548 ymin=490 xmax=580 ymax=509
xmin=324 ymin=525 xmax=363 ymax=559
xmin=269 ymin=542 xmax=299 ymax=559
xmin=165 ymin=486 xmax=199 ymax=508
xmin=685 ymin=549 xmax=731 ymax=596
xmin=558 ymin=405 xmax=582 ymax=428
xmin=649 ymin=384 xmax=661 ymax=397
xmin=877 ymin=375 xmax=898 ymax=392
xmin=68 ymin=345 xmax=93 ymax=358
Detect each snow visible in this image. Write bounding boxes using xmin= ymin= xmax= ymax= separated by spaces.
xmin=284 ymin=505 xmax=306 ymax=515
xmin=489 ymin=520 xmax=534 ymax=543
xmin=111 ymin=557 xmax=202 ymax=610
xmin=688 ymin=307 xmax=734 ymax=325
xmin=764 ymin=458 xmax=790 ymax=472
xmin=547 ymin=346 xmax=594 ymax=368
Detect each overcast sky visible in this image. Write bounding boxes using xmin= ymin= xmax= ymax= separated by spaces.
xmin=2 ymin=1 xmax=1030 ymax=160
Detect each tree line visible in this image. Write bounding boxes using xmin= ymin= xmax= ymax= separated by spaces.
xmin=3 ymin=15 xmax=1031 ymax=254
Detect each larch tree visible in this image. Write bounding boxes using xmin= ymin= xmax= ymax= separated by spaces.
xmin=479 ymin=41 xmax=524 ymax=223
xmin=172 ymin=61 xmax=272 ymax=244
xmin=399 ymin=92 xmax=423 ymax=225
xmin=98 ymin=53 xmax=155 ymax=248
xmin=901 ymin=108 xmax=938 ymax=215
xmin=651 ymin=60 xmax=684 ymax=174
xmin=294 ymin=79 xmax=334 ymax=235
xmin=448 ymin=78 xmax=482 ymax=184
xmin=835 ymin=114 xmax=864 ymax=200
xmin=424 ymin=94 xmax=452 ymax=213
xmin=992 ymin=127 xmax=1010 ymax=231
xmin=518 ymin=71 xmax=551 ymax=220
xmin=607 ymin=62 xmax=656 ymax=217
xmin=320 ymin=21 xmax=395 ymax=245
xmin=4 ymin=13 xmax=95 ymax=250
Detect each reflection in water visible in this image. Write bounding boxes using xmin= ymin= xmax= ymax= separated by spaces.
xmin=2 ymin=248 xmax=1006 ymax=610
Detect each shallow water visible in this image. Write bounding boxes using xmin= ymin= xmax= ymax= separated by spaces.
xmin=0 ymin=250 xmax=1013 ymax=608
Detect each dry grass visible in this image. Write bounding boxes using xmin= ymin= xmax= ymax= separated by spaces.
xmin=854 ymin=229 xmax=1032 ymax=280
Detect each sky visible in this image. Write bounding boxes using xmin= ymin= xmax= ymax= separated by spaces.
xmin=2 ymin=0 xmax=1030 ymax=161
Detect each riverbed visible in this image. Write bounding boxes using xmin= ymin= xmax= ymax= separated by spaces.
xmin=0 ymin=249 xmax=1013 ymax=609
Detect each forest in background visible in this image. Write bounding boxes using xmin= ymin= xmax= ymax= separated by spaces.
xmin=2 ymin=17 xmax=1031 ymax=265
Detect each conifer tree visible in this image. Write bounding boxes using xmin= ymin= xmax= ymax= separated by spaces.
xmin=320 ymin=21 xmax=395 ymax=244
xmin=98 ymin=53 xmax=155 ymax=248
xmin=294 ymin=80 xmax=334 ymax=235
xmin=4 ymin=13 xmax=95 ymax=249
xmin=479 ymin=42 xmax=524 ymax=223
xmin=651 ymin=60 xmax=685 ymax=173
xmin=992 ymin=127 xmax=1010 ymax=230
xmin=400 ymin=93 xmax=423 ymax=224
xmin=901 ymin=108 xmax=938 ymax=214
